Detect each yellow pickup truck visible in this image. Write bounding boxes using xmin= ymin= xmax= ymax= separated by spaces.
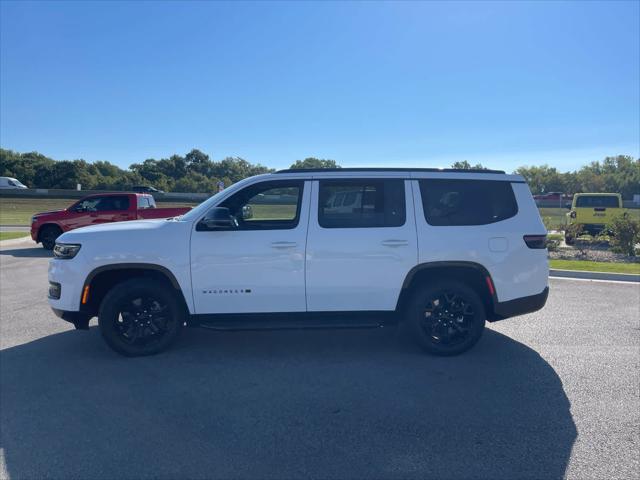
xmin=565 ymin=193 xmax=626 ymax=244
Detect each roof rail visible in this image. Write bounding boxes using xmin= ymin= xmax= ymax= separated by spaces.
xmin=274 ymin=167 xmax=506 ymax=174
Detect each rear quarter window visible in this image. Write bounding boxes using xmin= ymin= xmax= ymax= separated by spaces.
xmin=419 ymin=179 xmax=518 ymax=226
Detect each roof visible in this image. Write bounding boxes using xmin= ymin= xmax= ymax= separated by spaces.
xmin=275 ymin=167 xmax=506 ymax=174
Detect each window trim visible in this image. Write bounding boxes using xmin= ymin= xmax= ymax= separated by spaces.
xmin=317 ymin=178 xmax=407 ymax=229
xmin=419 ymin=179 xmax=518 ymax=227
xmin=206 ymin=180 xmax=305 ymax=231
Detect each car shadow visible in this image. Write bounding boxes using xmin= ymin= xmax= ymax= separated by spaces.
xmin=0 ymin=326 xmax=576 ymax=479
xmin=0 ymin=246 xmax=51 ymax=258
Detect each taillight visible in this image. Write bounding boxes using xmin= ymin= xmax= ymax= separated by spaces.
xmin=523 ymin=235 xmax=547 ymax=249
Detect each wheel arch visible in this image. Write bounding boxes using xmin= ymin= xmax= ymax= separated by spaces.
xmin=36 ymin=222 xmax=63 ymax=242
xmin=80 ymin=263 xmax=190 ymax=319
xmin=396 ymin=261 xmax=499 ymax=321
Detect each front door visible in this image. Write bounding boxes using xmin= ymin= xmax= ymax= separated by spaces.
xmin=190 ymin=179 xmax=310 ymax=314
xmin=305 ymin=178 xmax=418 ymax=311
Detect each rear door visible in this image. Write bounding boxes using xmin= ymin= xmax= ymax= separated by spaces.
xmin=305 ymin=177 xmax=417 ymax=311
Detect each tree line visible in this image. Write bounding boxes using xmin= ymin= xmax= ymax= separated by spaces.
xmin=1 ymin=148 xmax=637 ymax=198
xmin=450 ymin=156 xmax=639 ymax=199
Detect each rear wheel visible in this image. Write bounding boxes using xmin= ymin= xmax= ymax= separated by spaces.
xmin=98 ymin=279 xmax=184 ymax=356
xmin=406 ymin=281 xmax=486 ymax=356
xmin=40 ymin=225 xmax=62 ymax=250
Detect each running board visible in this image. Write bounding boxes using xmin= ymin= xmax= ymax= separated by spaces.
xmin=192 ymin=311 xmax=397 ymax=332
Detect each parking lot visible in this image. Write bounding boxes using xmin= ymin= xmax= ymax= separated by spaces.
xmin=0 ymin=242 xmax=638 ymax=480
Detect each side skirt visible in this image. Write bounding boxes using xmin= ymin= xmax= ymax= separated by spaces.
xmin=191 ymin=311 xmax=399 ymax=331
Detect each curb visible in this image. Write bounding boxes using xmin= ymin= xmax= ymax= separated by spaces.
xmin=550 ymin=269 xmax=640 ymax=283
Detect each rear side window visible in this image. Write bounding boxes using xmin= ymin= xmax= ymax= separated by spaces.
xmin=318 ymin=179 xmax=406 ymax=228
xmin=137 ymin=196 xmax=156 ymax=209
xmin=419 ymin=179 xmax=517 ymax=226
xmin=575 ymin=196 xmax=619 ymax=208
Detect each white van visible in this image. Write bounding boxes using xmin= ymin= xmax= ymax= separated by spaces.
xmin=0 ymin=177 xmax=28 ymax=189
xmin=48 ymin=168 xmax=549 ymax=357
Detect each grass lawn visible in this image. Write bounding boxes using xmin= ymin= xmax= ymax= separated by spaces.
xmin=549 ymin=259 xmax=640 ymax=274
xmin=539 ymin=207 xmax=570 ymax=228
xmin=0 ymin=231 xmax=30 ymax=241
xmin=0 ymin=197 xmax=197 ymax=225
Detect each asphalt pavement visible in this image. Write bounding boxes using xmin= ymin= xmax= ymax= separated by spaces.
xmin=0 ymin=243 xmax=638 ymax=479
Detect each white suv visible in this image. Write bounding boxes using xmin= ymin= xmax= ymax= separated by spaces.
xmin=48 ymin=168 xmax=549 ymax=357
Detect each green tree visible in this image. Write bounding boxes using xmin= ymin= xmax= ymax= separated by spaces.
xmin=450 ymin=161 xmax=486 ymax=170
xmin=514 ymin=165 xmax=565 ymax=195
xmin=290 ymin=158 xmax=340 ymax=169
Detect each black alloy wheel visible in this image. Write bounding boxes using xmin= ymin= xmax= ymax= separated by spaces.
xmin=99 ymin=279 xmax=183 ymax=356
xmin=407 ymin=281 xmax=486 ymax=356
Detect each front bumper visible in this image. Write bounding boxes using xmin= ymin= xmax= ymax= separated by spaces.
xmin=51 ymin=308 xmax=91 ymax=330
xmin=48 ymin=258 xmax=86 ymax=312
xmin=490 ymin=287 xmax=549 ymax=321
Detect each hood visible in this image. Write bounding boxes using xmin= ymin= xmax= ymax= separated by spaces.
xmin=57 ymin=218 xmax=168 ymax=243
xmin=34 ymin=209 xmax=65 ymax=218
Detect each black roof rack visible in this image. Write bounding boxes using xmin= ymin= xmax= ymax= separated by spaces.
xmin=275 ymin=167 xmax=506 ymax=174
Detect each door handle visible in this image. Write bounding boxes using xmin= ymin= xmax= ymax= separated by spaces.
xmin=381 ymin=239 xmax=409 ymax=247
xmin=271 ymin=241 xmax=298 ymax=249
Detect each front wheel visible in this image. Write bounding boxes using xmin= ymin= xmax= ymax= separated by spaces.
xmin=98 ymin=279 xmax=184 ymax=356
xmin=40 ymin=225 xmax=62 ymax=250
xmin=406 ymin=281 xmax=486 ymax=356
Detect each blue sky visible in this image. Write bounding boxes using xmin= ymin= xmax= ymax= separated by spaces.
xmin=1 ymin=1 xmax=638 ymax=172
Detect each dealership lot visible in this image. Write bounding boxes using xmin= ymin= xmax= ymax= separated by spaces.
xmin=1 ymin=243 xmax=638 ymax=479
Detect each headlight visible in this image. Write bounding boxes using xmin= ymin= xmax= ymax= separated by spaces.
xmin=53 ymin=243 xmax=81 ymax=259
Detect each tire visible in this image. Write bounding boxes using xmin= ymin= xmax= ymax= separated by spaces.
xmin=564 ymin=234 xmax=575 ymax=246
xmin=405 ymin=281 xmax=486 ymax=356
xmin=40 ymin=225 xmax=62 ymax=250
xmin=98 ymin=278 xmax=184 ymax=356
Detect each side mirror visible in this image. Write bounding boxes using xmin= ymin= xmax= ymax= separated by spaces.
xmin=197 ymin=207 xmax=238 ymax=231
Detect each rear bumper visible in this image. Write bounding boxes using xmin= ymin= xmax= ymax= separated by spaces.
xmin=490 ymin=287 xmax=549 ymax=321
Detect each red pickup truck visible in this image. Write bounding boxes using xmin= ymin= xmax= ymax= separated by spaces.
xmin=31 ymin=193 xmax=191 ymax=249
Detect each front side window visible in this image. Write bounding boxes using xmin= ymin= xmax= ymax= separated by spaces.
xmin=95 ymin=196 xmax=130 ymax=211
xmin=75 ymin=197 xmax=103 ymax=212
xmin=318 ymin=179 xmax=406 ymax=228
xmin=420 ymin=179 xmax=517 ymax=226
xmin=219 ymin=180 xmax=303 ymax=230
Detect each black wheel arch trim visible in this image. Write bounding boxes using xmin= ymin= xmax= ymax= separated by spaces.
xmin=398 ymin=261 xmax=499 ymax=316
xmin=401 ymin=261 xmax=496 ymax=291
xmin=80 ymin=263 xmax=184 ymax=312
